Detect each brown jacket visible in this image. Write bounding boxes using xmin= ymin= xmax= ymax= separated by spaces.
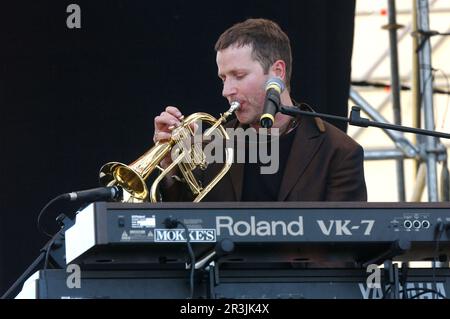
xmin=162 ymin=106 xmax=367 ymax=202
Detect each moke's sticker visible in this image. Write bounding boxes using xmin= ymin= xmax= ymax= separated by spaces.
xmin=154 ymin=229 xmax=216 ymax=242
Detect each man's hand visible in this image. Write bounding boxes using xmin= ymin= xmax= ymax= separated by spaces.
xmin=153 ymin=106 xmax=184 ymax=169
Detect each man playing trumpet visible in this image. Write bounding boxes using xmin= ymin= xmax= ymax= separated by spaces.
xmin=153 ymin=18 xmax=367 ymax=202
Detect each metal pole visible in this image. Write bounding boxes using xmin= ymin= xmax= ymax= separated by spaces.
xmin=364 ymin=149 xmax=408 ymax=161
xmin=386 ymin=0 xmax=406 ymax=201
xmin=412 ymin=0 xmax=421 ymax=176
xmin=416 ymin=0 xmax=439 ymax=202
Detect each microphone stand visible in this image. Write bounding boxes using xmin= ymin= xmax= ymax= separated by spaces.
xmin=280 ymin=105 xmax=450 ymax=140
xmin=0 ymin=217 xmax=71 ymax=299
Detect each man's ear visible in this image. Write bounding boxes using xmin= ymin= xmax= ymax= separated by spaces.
xmin=270 ymin=60 xmax=286 ymax=81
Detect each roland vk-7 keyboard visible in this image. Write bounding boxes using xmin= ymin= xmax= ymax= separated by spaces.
xmin=65 ymin=202 xmax=450 ymax=268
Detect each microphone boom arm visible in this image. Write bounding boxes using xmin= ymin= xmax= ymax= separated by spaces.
xmin=280 ymin=105 xmax=450 ymax=140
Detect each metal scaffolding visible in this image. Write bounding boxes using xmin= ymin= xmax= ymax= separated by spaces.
xmin=350 ymin=0 xmax=450 ymax=202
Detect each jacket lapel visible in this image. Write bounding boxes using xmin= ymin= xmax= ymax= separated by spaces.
xmin=277 ymin=115 xmax=325 ymax=201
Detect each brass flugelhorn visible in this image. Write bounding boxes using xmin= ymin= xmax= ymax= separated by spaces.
xmin=99 ymin=101 xmax=240 ymax=203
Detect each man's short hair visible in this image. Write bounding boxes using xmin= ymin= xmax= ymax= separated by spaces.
xmin=215 ymin=18 xmax=293 ymax=90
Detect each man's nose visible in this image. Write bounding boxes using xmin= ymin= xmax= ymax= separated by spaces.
xmin=222 ymin=79 xmax=237 ymax=99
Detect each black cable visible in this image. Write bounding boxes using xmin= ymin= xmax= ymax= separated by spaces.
xmin=43 ymin=244 xmax=52 ymax=272
xmin=382 ymin=285 xmax=447 ymax=299
xmin=163 ymin=217 xmax=196 ymax=299
xmin=41 ymin=232 xmax=60 ymax=299
xmin=414 ymin=30 xmax=450 ymax=37
xmin=382 ymin=284 xmax=392 ymax=299
xmin=400 ymin=263 xmax=409 ymax=300
xmin=379 ymin=222 xmax=445 ymax=301
xmin=413 ymin=29 xmax=450 ymax=53
xmin=179 ymin=221 xmax=195 ymax=299
xmin=36 ymin=194 xmax=66 ymax=238
xmin=408 ymin=288 xmax=447 ymax=300
xmin=351 ymin=80 xmax=450 ymax=95
xmin=43 ymin=232 xmax=61 ymax=271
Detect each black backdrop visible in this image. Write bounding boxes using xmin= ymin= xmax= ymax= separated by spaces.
xmin=0 ymin=0 xmax=355 ymax=296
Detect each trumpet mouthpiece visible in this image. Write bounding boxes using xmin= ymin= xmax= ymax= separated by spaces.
xmin=229 ymin=101 xmax=241 ymax=113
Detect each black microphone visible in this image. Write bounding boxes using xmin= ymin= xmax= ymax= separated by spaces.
xmin=260 ymin=77 xmax=286 ymax=128
xmin=63 ymin=186 xmax=123 ymax=203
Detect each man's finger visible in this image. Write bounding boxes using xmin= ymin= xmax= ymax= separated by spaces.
xmin=165 ymin=106 xmax=183 ymax=119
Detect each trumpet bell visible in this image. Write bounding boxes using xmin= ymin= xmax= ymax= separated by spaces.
xmin=99 ymin=162 xmax=148 ymax=201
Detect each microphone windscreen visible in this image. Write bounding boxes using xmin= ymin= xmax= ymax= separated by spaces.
xmin=265 ymin=77 xmax=286 ymax=93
